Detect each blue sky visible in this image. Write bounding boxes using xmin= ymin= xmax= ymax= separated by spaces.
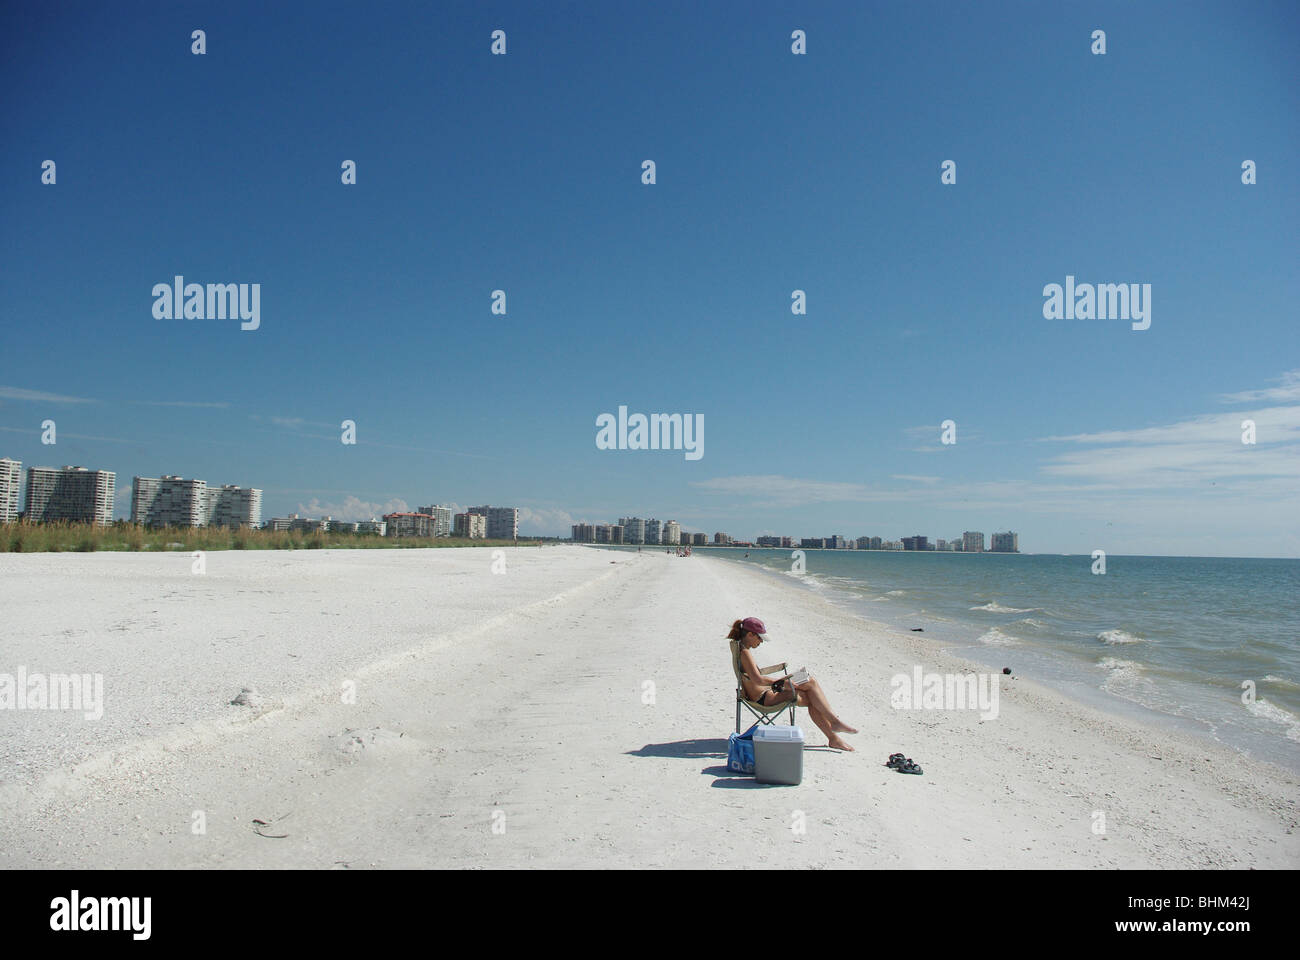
xmin=2 ymin=1 xmax=1297 ymax=556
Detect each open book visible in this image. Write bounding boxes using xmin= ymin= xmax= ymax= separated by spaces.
xmin=790 ymin=667 xmax=810 ymax=686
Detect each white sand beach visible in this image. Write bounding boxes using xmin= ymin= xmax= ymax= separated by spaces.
xmin=1 ymin=546 xmax=1296 ymax=869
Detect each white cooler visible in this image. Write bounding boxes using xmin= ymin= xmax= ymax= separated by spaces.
xmin=753 ymin=725 xmax=805 ymax=784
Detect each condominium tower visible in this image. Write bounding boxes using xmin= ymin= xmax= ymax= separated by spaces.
xmin=619 ymin=517 xmax=646 ymax=544
xmin=990 ymin=531 xmax=1020 ymax=553
xmin=206 ymin=485 xmax=262 ymax=527
xmin=132 ymin=476 xmax=262 ymax=527
xmin=455 ymin=512 xmax=487 ymax=538
xmin=24 ymin=465 xmax=116 ymax=525
xmin=132 ymin=476 xmax=206 ymax=527
xmin=384 ymin=512 xmax=439 ymax=538
xmin=468 ymin=506 xmax=519 ymax=540
xmin=417 ymin=505 xmax=454 ymax=537
xmin=0 ymin=458 xmax=20 ymax=522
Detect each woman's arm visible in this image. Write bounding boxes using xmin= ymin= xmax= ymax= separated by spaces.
xmin=739 ymin=646 xmax=789 ymax=686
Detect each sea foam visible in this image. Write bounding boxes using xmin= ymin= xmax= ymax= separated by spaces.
xmin=970 ymin=602 xmax=1037 ymax=613
xmin=1098 ymin=629 xmax=1147 ymax=645
xmin=1245 ymin=699 xmax=1300 ymax=743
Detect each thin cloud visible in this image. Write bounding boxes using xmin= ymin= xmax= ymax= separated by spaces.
xmin=1039 ymin=406 xmax=1300 ymax=447
xmin=1218 ymin=369 xmax=1300 ymax=404
xmin=249 ymin=414 xmax=336 ymax=430
xmin=0 ymin=386 xmax=96 ymax=404
xmin=136 ymin=400 xmax=231 ymax=408
xmin=518 ymin=506 xmax=574 ymax=535
xmin=294 ymin=496 xmax=412 ymax=521
xmin=249 ymin=414 xmax=490 ymax=458
xmin=902 ymin=423 xmax=980 ymax=451
xmin=0 ymin=426 xmax=135 ymax=443
xmin=691 ymin=475 xmax=898 ymax=506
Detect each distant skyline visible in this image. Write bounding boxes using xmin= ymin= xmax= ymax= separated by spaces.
xmin=2 ymin=1 xmax=1297 ymax=558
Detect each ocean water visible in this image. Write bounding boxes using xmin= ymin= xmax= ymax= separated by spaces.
xmin=692 ymin=547 xmax=1300 ymax=771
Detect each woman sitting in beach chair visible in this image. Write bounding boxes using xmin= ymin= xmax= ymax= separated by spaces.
xmin=730 ymin=617 xmax=858 ymax=752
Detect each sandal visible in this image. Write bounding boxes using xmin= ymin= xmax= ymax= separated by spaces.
xmin=896 ymin=758 xmax=923 ymax=775
xmin=885 ymin=753 xmax=906 ymax=769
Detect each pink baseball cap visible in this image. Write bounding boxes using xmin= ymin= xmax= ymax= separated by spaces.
xmin=740 ymin=617 xmax=768 ymax=637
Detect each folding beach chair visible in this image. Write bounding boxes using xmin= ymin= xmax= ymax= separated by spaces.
xmin=729 ymin=638 xmax=797 ymax=733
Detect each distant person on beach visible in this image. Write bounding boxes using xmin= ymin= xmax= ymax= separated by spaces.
xmin=729 ymin=617 xmax=858 ymax=751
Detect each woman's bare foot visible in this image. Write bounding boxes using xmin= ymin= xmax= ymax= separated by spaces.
xmin=831 ymin=720 xmax=858 ymax=734
xmin=827 ymin=736 xmax=855 ymax=751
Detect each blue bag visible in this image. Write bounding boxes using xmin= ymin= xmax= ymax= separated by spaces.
xmin=727 ymin=724 xmax=757 ymax=774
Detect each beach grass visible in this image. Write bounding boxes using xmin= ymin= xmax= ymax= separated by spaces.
xmin=0 ymin=521 xmax=537 ymax=553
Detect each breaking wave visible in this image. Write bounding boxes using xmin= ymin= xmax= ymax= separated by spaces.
xmin=977 ymin=627 xmax=1018 ymax=646
xmin=1245 ymin=699 xmax=1300 ymax=743
xmin=970 ymin=601 xmax=1037 ymax=613
xmin=1098 ymin=629 xmax=1147 ymax=645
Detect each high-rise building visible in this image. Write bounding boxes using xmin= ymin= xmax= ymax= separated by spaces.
xmin=757 ymin=536 xmax=782 ymax=547
xmin=131 ymin=476 xmax=206 ymax=527
xmin=990 ymin=531 xmax=1020 ymax=553
xmin=25 ymin=465 xmax=115 ymax=526
xmin=611 ymin=525 xmax=625 ymax=544
xmin=691 ymin=532 xmax=706 ymax=546
xmin=469 ymin=505 xmax=519 ymax=540
xmin=132 ymin=475 xmax=260 ymax=528
xmin=645 ymin=518 xmax=661 ymax=545
xmin=902 ymin=535 xmax=929 ymax=551
xmin=619 ymin=517 xmax=646 ymax=544
xmin=454 ymin=512 xmax=487 ymax=538
xmin=571 ymin=523 xmax=596 ymax=542
xmin=713 ymin=532 xmax=731 ymax=545
xmin=661 ymin=520 xmax=681 ymax=545
xmin=385 ymin=512 xmax=438 ymax=537
xmin=0 ymin=458 xmax=21 ymax=522
xmin=417 ymin=505 xmax=454 ymax=537
xmin=963 ymin=531 xmax=985 ymax=553
xmin=205 ymin=485 xmax=262 ymax=528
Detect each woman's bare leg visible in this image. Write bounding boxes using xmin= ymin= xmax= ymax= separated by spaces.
xmin=796 ymin=686 xmax=854 ymax=751
xmin=798 ymin=679 xmax=857 ymax=735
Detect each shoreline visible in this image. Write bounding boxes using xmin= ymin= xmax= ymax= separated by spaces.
xmin=1 ymin=546 xmax=1296 ymax=868
xmin=713 ymin=552 xmax=1300 ymax=781
xmin=684 ymin=545 xmax=1300 ymax=775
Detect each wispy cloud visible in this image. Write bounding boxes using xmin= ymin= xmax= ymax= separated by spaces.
xmin=1218 ymin=369 xmax=1300 ymax=404
xmin=295 ymin=496 xmax=412 ymax=521
xmin=518 ymin=506 xmax=574 ymax=535
xmin=902 ymin=422 xmax=980 ymax=451
xmin=0 ymin=386 xmax=96 ymax=404
xmin=1037 ymin=404 xmax=1300 ymax=488
xmin=136 ymin=400 xmax=231 ymax=408
xmin=249 ymin=414 xmax=334 ymax=430
xmin=691 ymin=475 xmax=899 ymax=506
xmin=249 ymin=414 xmax=493 ymax=459
xmin=0 ymin=425 xmax=136 ymax=443
xmin=359 ymin=439 xmax=494 ymax=460
xmin=693 ymin=372 xmax=1300 ymax=517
